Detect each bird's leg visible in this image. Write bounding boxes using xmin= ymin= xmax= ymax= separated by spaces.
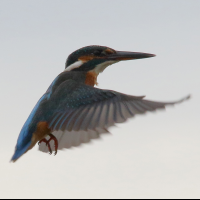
xmin=38 ymin=138 xmax=53 ymax=155
xmin=38 ymin=133 xmax=58 ymax=155
xmin=48 ymin=134 xmax=58 ymax=155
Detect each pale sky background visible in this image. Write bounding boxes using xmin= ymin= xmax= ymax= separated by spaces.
xmin=0 ymin=0 xmax=199 ymax=198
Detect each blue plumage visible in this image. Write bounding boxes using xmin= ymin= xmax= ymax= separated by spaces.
xmin=11 ymin=45 xmax=189 ymax=162
xmin=11 ymin=71 xmax=87 ymax=161
xmin=11 ymin=94 xmax=47 ymax=161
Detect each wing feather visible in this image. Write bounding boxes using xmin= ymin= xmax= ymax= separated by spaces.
xmin=72 ymin=106 xmax=91 ymax=131
xmin=59 ymin=110 xmax=74 ymax=131
xmin=80 ymin=104 xmax=99 ymax=131
xmin=54 ymin=113 xmax=66 ymax=130
xmin=39 ymin=80 xmax=190 ymax=153
xmin=49 ymin=113 xmax=62 ymax=128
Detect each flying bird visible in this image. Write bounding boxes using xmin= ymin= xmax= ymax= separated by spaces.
xmin=11 ymin=45 xmax=190 ymax=162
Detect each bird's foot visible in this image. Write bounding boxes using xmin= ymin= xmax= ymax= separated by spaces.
xmin=38 ymin=134 xmax=58 ymax=156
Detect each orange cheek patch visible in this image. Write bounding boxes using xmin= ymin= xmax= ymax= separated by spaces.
xmin=105 ymin=48 xmax=116 ymax=54
xmin=85 ymin=71 xmax=98 ymax=87
xmin=79 ymin=55 xmax=95 ymax=62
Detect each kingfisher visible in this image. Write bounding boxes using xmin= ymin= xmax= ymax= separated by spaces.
xmin=11 ymin=45 xmax=190 ymax=162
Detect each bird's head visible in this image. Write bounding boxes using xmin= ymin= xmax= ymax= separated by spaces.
xmin=65 ymin=45 xmax=155 ymax=75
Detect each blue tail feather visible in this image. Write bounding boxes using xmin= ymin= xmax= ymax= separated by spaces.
xmin=11 ymin=141 xmax=32 ymax=162
xmin=11 ymin=94 xmax=48 ymax=162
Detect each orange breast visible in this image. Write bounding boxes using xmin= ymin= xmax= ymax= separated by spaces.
xmin=85 ymin=71 xmax=98 ymax=86
xmin=35 ymin=122 xmax=51 ymax=138
xmin=30 ymin=122 xmax=51 ymax=149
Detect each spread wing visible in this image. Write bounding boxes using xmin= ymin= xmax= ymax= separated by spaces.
xmin=39 ymin=80 xmax=190 ymax=153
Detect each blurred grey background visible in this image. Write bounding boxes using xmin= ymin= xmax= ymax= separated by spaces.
xmin=0 ymin=0 xmax=199 ymax=198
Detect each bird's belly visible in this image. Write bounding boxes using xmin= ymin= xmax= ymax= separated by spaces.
xmin=30 ymin=121 xmax=51 ymax=149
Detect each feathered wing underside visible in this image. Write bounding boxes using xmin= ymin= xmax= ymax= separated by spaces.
xmin=39 ymin=80 xmax=190 ymax=153
xmin=39 ymin=128 xmax=110 ymax=153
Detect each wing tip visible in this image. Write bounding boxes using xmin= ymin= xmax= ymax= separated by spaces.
xmin=186 ymin=94 xmax=191 ymax=100
xmin=177 ymin=94 xmax=191 ymax=104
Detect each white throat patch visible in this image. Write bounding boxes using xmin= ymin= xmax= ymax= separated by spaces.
xmin=93 ymin=61 xmax=118 ymax=75
xmin=64 ymin=60 xmax=118 ymax=74
xmin=64 ymin=60 xmax=84 ymax=72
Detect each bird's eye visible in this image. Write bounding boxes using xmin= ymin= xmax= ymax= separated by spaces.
xmin=93 ymin=50 xmax=102 ymax=56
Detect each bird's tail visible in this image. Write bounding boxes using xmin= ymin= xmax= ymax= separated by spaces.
xmin=11 ymin=124 xmax=33 ymax=162
xmin=11 ymin=141 xmax=32 ymax=162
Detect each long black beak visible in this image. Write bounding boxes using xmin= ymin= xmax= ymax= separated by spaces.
xmin=108 ymin=51 xmax=156 ymax=61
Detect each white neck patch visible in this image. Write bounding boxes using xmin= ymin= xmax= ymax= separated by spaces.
xmin=64 ymin=60 xmax=118 ymax=74
xmin=93 ymin=61 xmax=118 ymax=75
xmin=64 ymin=60 xmax=84 ymax=72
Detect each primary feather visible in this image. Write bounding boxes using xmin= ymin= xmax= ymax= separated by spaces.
xmin=38 ymin=73 xmax=189 ymax=153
